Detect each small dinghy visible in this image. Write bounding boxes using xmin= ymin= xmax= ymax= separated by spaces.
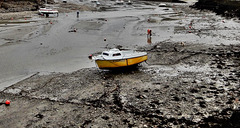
xmin=38 ymin=7 xmax=58 ymax=17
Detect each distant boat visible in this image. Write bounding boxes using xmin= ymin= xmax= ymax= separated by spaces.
xmin=38 ymin=7 xmax=58 ymax=16
xmin=159 ymin=3 xmax=167 ymax=7
xmin=91 ymin=0 xmax=101 ymax=6
xmin=126 ymin=0 xmax=132 ymax=5
xmin=115 ymin=0 xmax=124 ymax=5
xmin=90 ymin=48 xmax=147 ymax=69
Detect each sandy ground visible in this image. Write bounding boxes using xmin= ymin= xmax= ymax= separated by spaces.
xmin=0 ymin=0 xmax=240 ymax=127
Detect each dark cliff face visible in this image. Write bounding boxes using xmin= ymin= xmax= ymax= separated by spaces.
xmin=141 ymin=0 xmax=186 ymax=3
xmin=192 ymin=0 xmax=240 ymax=18
xmin=0 ymin=0 xmax=55 ymax=12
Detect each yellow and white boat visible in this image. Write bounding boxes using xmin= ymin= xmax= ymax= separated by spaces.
xmin=92 ymin=48 xmax=147 ymax=69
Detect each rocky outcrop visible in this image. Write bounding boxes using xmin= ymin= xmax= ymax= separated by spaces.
xmin=142 ymin=0 xmax=186 ymax=3
xmin=0 ymin=0 xmax=55 ymax=13
xmin=192 ymin=0 xmax=240 ymax=18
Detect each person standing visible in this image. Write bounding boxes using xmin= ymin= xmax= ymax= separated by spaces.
xmin=77 ymin=11 xmax=79 ymax=18
xmin=147 ymin=29 xmax=152 ymax=37
xmin=147 ymin=29 xmax=152 ymax=44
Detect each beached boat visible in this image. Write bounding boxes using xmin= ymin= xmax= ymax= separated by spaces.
xmin=90 ymin=48 xmax=147 ymax=69
xmin=38 ymin=7 xmax=58 ymax=15
xmin=158 ymin=3 xmax=167 ymax=7
xmin=126 ymin=0 xmax=132 ymax=5
xmin=91 ymin=0 xmax=101 ymax=6
xmin=115 ymin=0 xmax=124 ymax=5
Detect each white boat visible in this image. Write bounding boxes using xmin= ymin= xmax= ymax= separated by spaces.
xmin=91 ymin=0 xmax=101 ymax=6
xmin=159 ymin=3 xmax=167 ymax=7
xmin=38 ymin=7 xmax=58 ymax=15
xmin=90 ymin=48 xmax=147 ymax=69
xmin=115 ymin=0 xmax=124 ymax=5
xmin=126 ymin=0 xmax=132 ymax=5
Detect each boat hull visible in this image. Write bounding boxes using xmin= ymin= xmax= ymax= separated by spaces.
xmin=95 ymin=55 xmax=147 ymax=69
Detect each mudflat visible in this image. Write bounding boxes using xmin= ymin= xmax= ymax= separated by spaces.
xmin=0 ymin=1 xmax=240 ymax=127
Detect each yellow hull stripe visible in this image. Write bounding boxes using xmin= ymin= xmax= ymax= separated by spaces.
xmin=95 ymin=55 xmax=147 ymax=69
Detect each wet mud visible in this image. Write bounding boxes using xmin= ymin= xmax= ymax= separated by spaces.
xmin=1 ymin=41 xmax=240 ymax=127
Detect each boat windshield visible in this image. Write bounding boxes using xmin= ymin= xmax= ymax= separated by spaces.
xmin=102 ymin=52 xmax=109 ymax=56
xmin=113 ymin=53 xmax=121 ymax=56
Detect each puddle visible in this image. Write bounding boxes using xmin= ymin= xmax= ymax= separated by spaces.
xmin=0 ymin=20 xmax=37 ymax=25
xmin=72 ymin=20 xmax=104 ymax=30
xmin=174 ymin=26 xmax=186 ymax=32
xmin=176 ymin=64 xmax=211 ymax=73
xmin=4 ymin=88 xmax=21 ymax=94
xmin=144 ymin=63 xmax=212 ymax=77
xmin=162 ymin=17 xmax=179 ymax=21
xmin=0 ymin=24 xmax=19 ymax=27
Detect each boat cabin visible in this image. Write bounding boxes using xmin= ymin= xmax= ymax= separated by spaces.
xmin=102 ymin=49 xmax=123 ymax=58
xmin=115 ymin=0 xmax=124 ymax=5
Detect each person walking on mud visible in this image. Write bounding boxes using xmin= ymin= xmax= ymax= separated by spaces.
xmin=77 ymin=11 xmax=79 ymax=18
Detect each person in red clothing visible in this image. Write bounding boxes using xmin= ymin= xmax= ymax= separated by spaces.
xmin=147 ymin=29 xmax=152 ymax=44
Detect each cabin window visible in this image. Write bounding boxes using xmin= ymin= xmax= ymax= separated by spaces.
xmin=113 ymin=53 xmax=121 ymax=56
xmin=103 ymin=53 xmax=109 ymax=56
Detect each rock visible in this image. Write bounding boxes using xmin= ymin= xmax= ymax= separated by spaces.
xmin=190 ymin=88 xmax=199 ymax=93
xmin=1 ymin=2 xmax=10 ymax=10
xmin=101 ymin=115 xmax=109 ymax=120
xmin=199 ymin=101 xmax=207 ymax=108
xmin=173 ymin=96 xmax=180 ymax=101
xmin=35 ymin=113 xmax=44 ymax=119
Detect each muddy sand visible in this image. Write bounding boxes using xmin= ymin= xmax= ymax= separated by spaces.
xmin=0 ymin=1 xmax=240 ymax=128
xmin=1 ymin=41 xmax=240 ymax=127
